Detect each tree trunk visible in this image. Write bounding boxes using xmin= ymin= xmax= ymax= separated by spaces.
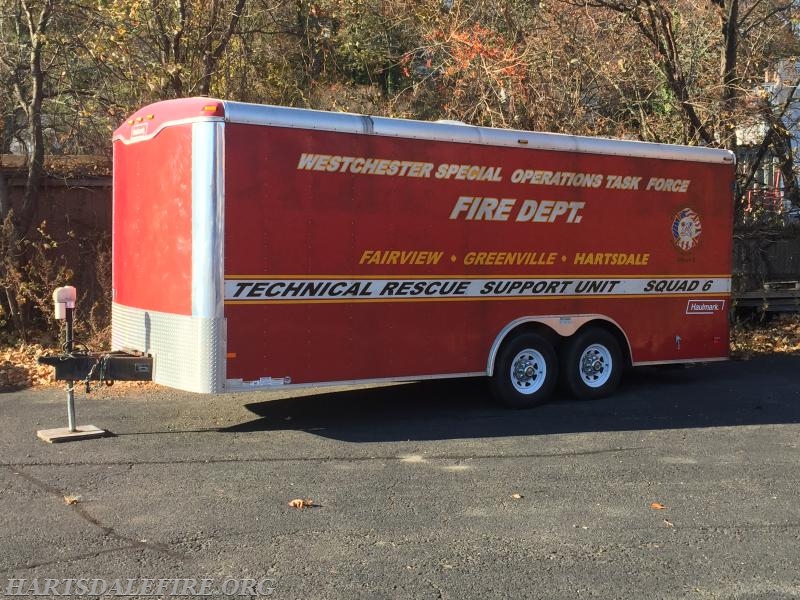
xmin=15 ymin=0 xmax=53 ymax=236
xmin=0 ymin=166 xmax=10 ymax=221
xmin=719 ymin=0 xmax=739 ymax=152
xmin=199 ymin=0 xmax=247 ymax=96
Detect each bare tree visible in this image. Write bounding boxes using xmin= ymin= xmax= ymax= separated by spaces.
xmin=0 ymin=0 xmax=54 ymax=234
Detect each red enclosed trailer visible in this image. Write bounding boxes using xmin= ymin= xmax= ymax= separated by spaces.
xmin=111 ymin=98 xmax=734 ymax=407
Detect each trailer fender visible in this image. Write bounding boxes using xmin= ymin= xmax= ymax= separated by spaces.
xmin=486 ymin=315 xmax=632 ymax=376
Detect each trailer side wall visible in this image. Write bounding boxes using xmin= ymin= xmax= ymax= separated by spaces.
xmin=222 ymin=122 xmax=733 ymax=386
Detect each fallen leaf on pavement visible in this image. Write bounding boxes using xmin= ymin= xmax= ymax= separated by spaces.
xmin=650 ymin=502 xmax=666 ymax=510
xmin=63 ymin=495 xmax=82 ymax=505
xmin=511 ymin=493 xmax=523 ymax=499
xmin=288 ymin=498 xmax=314 ymax=509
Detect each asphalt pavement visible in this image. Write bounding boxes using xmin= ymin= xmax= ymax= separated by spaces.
xmin=2 ymin=356 xmax=800 ymax=599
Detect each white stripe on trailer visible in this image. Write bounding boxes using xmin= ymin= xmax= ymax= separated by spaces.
xmin=224 ymin=277 xmax=731 ymax=302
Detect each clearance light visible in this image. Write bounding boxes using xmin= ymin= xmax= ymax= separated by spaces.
xmin=134 ymin=116 xmax=143 ymax=123
xmin=201 ymin=103 xmax=224 ymax=117
xmin=127 ymin=120 xmax=134 ymax=125
xmin=146 ymin=114 xmax=154 ymax=120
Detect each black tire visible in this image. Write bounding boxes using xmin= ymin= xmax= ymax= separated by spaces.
xmin=560 ymin=327 xmax=623 ymax=400
xmin=490 ymin=332 xmax=558 ymax=409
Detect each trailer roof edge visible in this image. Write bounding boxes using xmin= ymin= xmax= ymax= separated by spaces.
xmin=222 ymin=100 xmax=735 ymax=165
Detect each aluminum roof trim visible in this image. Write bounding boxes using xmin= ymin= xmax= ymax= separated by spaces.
xmin=223 ymin=100 xmax=735 ymax=165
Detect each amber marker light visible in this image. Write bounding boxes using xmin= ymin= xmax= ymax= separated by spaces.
xmin=201 ymin=103 xmax=224 ymax=116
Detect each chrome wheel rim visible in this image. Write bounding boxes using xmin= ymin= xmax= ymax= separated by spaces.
xmin=510 ymin=349 xmax=547 ymax=394
xmin=579 ymin=343 xmax=613 ymax=388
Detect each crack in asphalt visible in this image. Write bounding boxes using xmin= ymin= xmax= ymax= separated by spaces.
xmin=0 ymin=446 xmax=641 ymax=469
xmin=3 ymin=465 xmax=188 ymax=564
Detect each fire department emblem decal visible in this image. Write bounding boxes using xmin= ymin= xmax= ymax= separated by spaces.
xmin=672 ymin=208 xmax=702 ymax=251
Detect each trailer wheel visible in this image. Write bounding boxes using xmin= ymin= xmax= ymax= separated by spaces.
xmin=561 ymin=328 xmax=623 ymax=400
xmin=490 ymin=332 xmax=558 ymax=408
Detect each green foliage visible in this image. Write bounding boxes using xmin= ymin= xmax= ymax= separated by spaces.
xmin=3 ymin=0 xmax=798 ymax=150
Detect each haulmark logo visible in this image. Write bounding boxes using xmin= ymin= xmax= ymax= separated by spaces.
xmin=672 ymin=208 xmax=702 ymax=251
xmin=131 ymin=123 xmax=149 ymax=137
xmin=686 ymin=299 xmax=725 ymax=314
